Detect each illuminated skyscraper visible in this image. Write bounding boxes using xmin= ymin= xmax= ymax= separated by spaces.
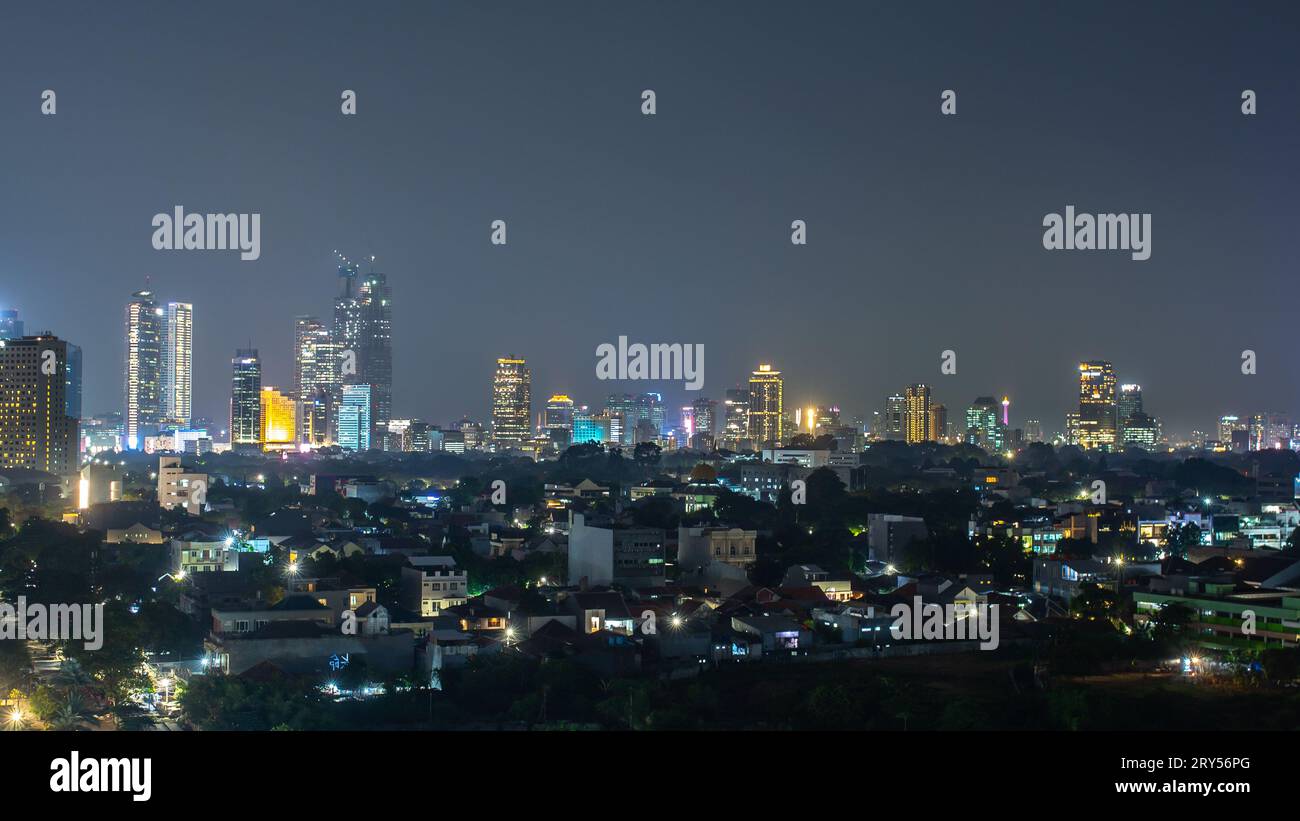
xmin=294 ymin=315 xmax=339 ymax=444
xmin=929 ymin=403 xmax=948 ymax=444
xmin=690 ymin=397 xmax=717 ymax=444
xmin=125 ymin=290 xmax=164 ymax=448
xmin=965 ymin=396 xmax=1003 ymax=451
xmin=1023 ymin=419 xmax=1043 ymax=444
xmin=491 ymin=357 xmax=531 ymax=449
xmin=543 ymin=394 xmax=574 ymax=448
xmin=332 ymin=257 xmax=392 ymax=431
xmin=1077 ymin=361 xmax=1117 ymax=450
xmin=0 ymin=309 xmax=22 ymax=340
xmin=884 ymin=393 xmax=906 ymax=441
xmin=162 ymin=302 xmax=193 ymax=426
xmin=0 ymin=334 xmax=79 ymax=475
xmin=747 ymin=364 xmax=784 ymax=447
xmin=1218 ymin=415 xmax=1244 ymax=446
xmin=721 ymin=388 xmax=750 ymax=450
xmin=229 ymin=348 xmax=262 ymax=449
xmin=572 ymin=408 xmax=613 ymax=445
xmin=903 ymin=383 xmax=931 ymax=444
xmin=337 ymin=383 xmax=372 ymax=452
xmin=260 ymin=387 xmax=296 ymax=451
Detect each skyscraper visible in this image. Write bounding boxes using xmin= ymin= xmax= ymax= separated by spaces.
xmin=543 ymin=394 xmax=574 ymax=448
xmin=965 ymin=396 xmax=1003 ymax=451
xmin=162 ymin=302 xmax=193 ymax=426
xmin=338 ymin=383 xmax=372 ymax=452
xmin=722 ymin=388 xmax=750 ymax=451
xmin=929 ymin=403 xmax=948 ymax=444
xmin=125 ymin=290 xmax=163 ymax=448
xmin=0 ymin=334 xmax=79 ymax=475
xmin=1077 ymin=361 xmax=1118 ymax=450
xmin=0 ymin=309 xmax=22 ymax=340
xmin=884 ymin=393 xmax=906 ymax=441
xmin=747 ymin=364 xmax=784 ymax=447
xmin=332 ymin=258 xmax=392 ymax=432
xmin=903 ymin=383 xmax=931 ymax=444
xmin=260 ymin=387 xmax=296 ymax=451
xmin=230 ymin=348 xmax=262 ymax=450
xmin=491 ymin=357 xmax=531 ymax=449
xmin=294 ymin=315 xmax=339 ymax=444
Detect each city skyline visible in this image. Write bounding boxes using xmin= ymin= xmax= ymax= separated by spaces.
xmin=2 ymin=2 xmax=1299 ymax=436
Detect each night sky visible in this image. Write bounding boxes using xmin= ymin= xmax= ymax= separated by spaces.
xmin=1 ymin=0 xmax=1297 ymax=436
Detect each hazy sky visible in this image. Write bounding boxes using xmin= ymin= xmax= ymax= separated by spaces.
xmin=1 ymin=0 xmax=1297 ymax=436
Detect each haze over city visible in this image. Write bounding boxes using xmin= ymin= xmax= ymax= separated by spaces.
xmin=2 ymin=0 xmax=1298 ymax=436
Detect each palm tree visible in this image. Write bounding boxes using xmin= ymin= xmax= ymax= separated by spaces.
xmin=52 ymin=658 xmax=93 ymax=693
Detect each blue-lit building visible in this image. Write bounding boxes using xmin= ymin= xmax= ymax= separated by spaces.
xmin=338 ymin=384 xmax=372 ymax=452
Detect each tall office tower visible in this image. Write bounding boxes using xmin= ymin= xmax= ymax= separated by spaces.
xmin=903 ymin=383 xmax=931 ymax=444
xmin=722 ymin=388 xmax=750 ymax=450
xmin=229 ymin=348 xmax=262 ymax=449
xmin=1250 ymin=412 xmax=1291 ymax=450
xmin=1121 ymin=411 xmax=1159 ymax=451
xmin=0 ymin=334 xmax=79 ymax=475
xmin=260 ymin=387 xmax=296 ymax=451
xmin=1117 ymin=384 xmax=1143 ymax=425
xmin=337 ymin=384 xmax=372 ymax=452
xmin=300 ymin=388 xmax=332 ymax=447
xmin=544 ymin=394 xmax=575 ymax=432
xmin=124 ymin=290 xmax=164 ymax=448
xmin=747 ymin=364 xmax=784 ymax=447
xmin=965 ymin=396 xmax=1003 ymax=451
xmin=929 ymin=403 xmax=948 ymax=444
xmin=490 ymin=357 xmax=531 ymax=449
xmin=691 ymin=397 xmax=717 ymax=438
xmin=0 ymin=309 xmax=22 ymax=339
xmin=161 ymin=302 xmax=193 ymax=426
xmin=332 ymin=258 xmax=393 ymax=430
xmin=885 ymin=393 xmax=906 ymax=441
xmin=604 ymin=393 xmax=665 ymax=445
xmin=1023 ymin=419 xmax=1044 ymax=444
xmin=543 ymin=394 xmax=575 ymax=448
xmin=1076 ymin=360 xmax=1117 ymax=450
xmin=294 ymin=315 xmax=339 ymax=443
xmin=1065 ymin=411 xmax=1081 ymax=446
xmin=1218 ymin=415 xmax=1244 ymax=446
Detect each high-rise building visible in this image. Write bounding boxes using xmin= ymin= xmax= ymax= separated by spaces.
xmin=572 ymin=409 xmax=613 ymax=445
xmin=884 ymin=393 xmax=906 ymax=441
xmin=0 ymin=334 xmax=79 ymax=475
xmin=747 ymin=364 xmax=784 ymax=447
xmin=1118 ymin=384 xmax=1143 ymax=424
xmin=260 ymin=387 xmax=296 ymax=451
xmin=1121 ymin=411 xmax=1159 ymax=451
xmin=929 ymin=403 xmax=948 ymax=444
xmin=0 ymin=309 xmax=22 ymax=340
xmin=903 ymin=384 xmax=931 ymax=444
xmin=689 ymin=397 xmax=717 ymax=449
xmin=1076 ymin=361 xmax=1117 ymax=450
xmin=229 ymin=348 xmax=262 ymax=449
xmin=337 ymin=384 xmax=372 ymax=452
xmin=1023 ymin=419 xmax=1044 ymax=444
xmin=491 ymin=357 xmax=531 ymax=449
xmin=161 ymin=302 xmax=193 ymax=426
xmin=965 ymin=396 xmax=1004 ymax=451
xmin=543 ymin=394 xmax=574 ymax=448
xmin=125 ymin=290 xmax=164 ymax=449
xmin=1218 ymin=415 xmax=1245 ymax=447
xmin=722 ymin=388 xmax=750 ymax=451
xmin=294 ymin=315 xmax=339 ymax=444
xmin=332 ymin=259 xmax=392 ymax=431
